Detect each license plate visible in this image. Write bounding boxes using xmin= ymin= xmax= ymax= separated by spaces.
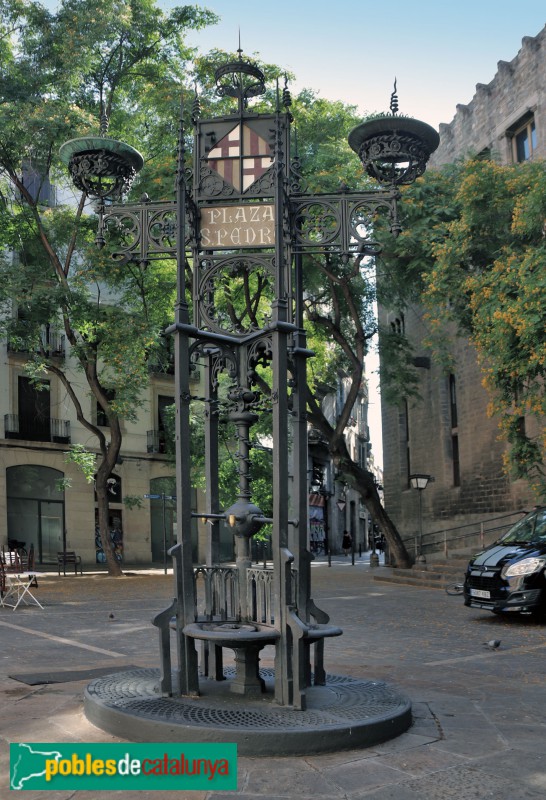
xmin=470 ymin=588 xmax=491 ymax=599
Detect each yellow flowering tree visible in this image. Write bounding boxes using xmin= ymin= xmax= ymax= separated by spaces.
xmin=379 ymin=158 xmax=546 ymax=497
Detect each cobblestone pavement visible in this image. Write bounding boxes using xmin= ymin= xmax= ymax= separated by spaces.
xmin=1 ymin=557 xmax=546 ymax=799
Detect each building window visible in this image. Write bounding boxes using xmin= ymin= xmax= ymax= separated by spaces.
xmin=21 ymin=160 xmax=57 ymax=206
xmin=449 ymin=374 xmax=458 ymax=429
xmin=6 ymin=465 xmax=65 ymax=563
xmin=390 ymin=314 xmax=405 ymax=335
xmin=509 ymin=115 xmax=537 ymax=162
xmin=452 ymin=435 xmax=461 ymax=488
xmin=96 ymin=389 xmax=116 ymax=427
xmin=449 ymin=374 xmax=460 ymax=486
xmin=358 ymin=440 xmax=369 ymax=469
xmin=400 ymin=399 xmax=411 ymax=488
xmin=18 ymin=376 xmax=50 ymax=441
xmin=157 ymin=395 xmax=174 ymax=453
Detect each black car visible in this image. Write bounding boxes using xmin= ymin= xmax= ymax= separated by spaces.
xmin=464 ymin=507 xmax=546 ymax=617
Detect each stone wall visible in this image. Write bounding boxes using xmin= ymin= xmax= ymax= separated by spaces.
xmin=431 ymin=27 xmax=546 ymax=167
xmin=381 ymin=27 xmax=546 ymax=557
xmin=380 ymin=306 xmax=534 ymax=558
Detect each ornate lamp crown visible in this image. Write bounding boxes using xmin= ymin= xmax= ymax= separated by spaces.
xmin=348 ymin=83 xmax=439 ymax=186
xmin=59 ymin=107 xmax=144 ymax=199
xmin=59 ymin=135 xmax=143 ymax=199
xmin=214 ymin=47 xmax=266 ymax=111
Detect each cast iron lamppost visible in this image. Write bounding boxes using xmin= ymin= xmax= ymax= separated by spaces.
xmin=409 ymin=473 xmax=432 ymax=564
xmin=60 ymin=50 xmax=438 ymax=747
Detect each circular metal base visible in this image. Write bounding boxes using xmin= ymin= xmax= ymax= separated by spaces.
xmin=84 ymin=669 xmax=412 ymax=756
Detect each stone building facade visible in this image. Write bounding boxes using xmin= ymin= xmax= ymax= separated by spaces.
xmin=432 ymin=28 xmax=546 ymax=167
xmin=381 ymin=27 xmax=546 ymax=558
xmin=0 ymin=331 xmax=188 ymax=567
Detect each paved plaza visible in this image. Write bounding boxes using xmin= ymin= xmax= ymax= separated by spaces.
xmin=1 ymin=556 xmax=546 ymax=799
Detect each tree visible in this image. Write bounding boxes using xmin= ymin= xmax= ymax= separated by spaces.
xmin=282 ymin=92 xmax=411 ymax=567
xmin=1 ymin=7 xmax=414 ymax=570
xmin=377 ymin=157 xmax=546 ymax=499
xmin=0 ymin=0 xmax=217 ymax=575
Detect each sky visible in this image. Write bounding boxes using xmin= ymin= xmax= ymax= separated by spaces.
xmin=178 ymin=0 xmax=546 ymax=469
xmin=180 ymin=0 xmax=546 ymax=131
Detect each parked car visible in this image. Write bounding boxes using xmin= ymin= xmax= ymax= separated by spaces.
xmin=464 ymin=507 xmax=546 ymax=617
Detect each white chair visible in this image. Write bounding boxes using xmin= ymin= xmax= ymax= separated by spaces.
xmin=0 ymin=568 xmax=43 ymax=610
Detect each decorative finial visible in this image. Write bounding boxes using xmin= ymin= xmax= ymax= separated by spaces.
xmin=237 ymin=28 xmax=243 ymax=60
xmin=390 ymin=79 xmax=399 ymax=115
xmin=214 ymin=45 xmax=266 ymax=111
xmin=191 ymin=82 xmax=201 ymax=122
xmin=282 ymin=75 xmax=292 ymax=109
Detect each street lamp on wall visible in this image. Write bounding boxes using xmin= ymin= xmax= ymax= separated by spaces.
xmin=409 ymin=474 xmax=430 ymax=491
xmin=409 ymin=473 xmax=431 ymax=565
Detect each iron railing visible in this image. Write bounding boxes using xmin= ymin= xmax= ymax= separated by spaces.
xmin=147 ymin=429 xmax=167 ymax=454
xmin=7 ymin=326 xmax=66 ymax=358
xmin=4 ymin=414 xmax=70 ymax=444
xmin=410 ymin=509 xmax=528 ymax=560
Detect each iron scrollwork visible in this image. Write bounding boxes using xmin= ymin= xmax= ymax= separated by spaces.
xmin=197 ymin=254 xmax=276 ymax=336
xmin=100 ymin=200 xmax=195 ymax=262
xmin=359 ymin=132 xmax=432 ymax=185
xmin=189 ymin=340 xmax=238 ymax=389
xmin=197 ymin=165 xmax=236 ymax=198
xmin=215 ymin=59 xmax=266 ymax=104
xmin=292 ymin=200 xmax=340 ymax=249
xmin=291 ymin=193 xmax=399 ymax=254
xmin=67 ymin=150 xmax=139 ymax=199
xmin=246 ymin=334 xmax=273 ymax=386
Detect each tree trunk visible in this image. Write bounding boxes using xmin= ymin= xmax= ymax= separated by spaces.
xmin=320 ymin=433 xmax=412 ymax=569
xmin=360 ymin=481 xmax=412 ymax=569
xmin=95 ymin=479 xmax=123 ymax=577
xmin=94 ymin=421 xmax=124 ymax=578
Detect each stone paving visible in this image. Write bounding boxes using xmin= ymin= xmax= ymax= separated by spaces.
xmin=1 ymin=556 xmax=546 ymax=798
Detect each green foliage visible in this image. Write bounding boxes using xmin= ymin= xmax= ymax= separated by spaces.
xmin=123 ymin=494 xmax=144 ymax=510
xmin=0 ymin=0 xmax=208 ymax=426
xmin=0 ymin=0 xmax=220 ymax=574
xmin=377 ymin=328 xmax=420 ymax=406
xmin=379 ymin=157 xmax=546 ymax=498
xmin=64 ymin=443 xmax=96 ymax=482
xmin=290 ymin=92 xmax=366 ymax=193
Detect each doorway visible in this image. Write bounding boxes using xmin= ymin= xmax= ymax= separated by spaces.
xmin=6 ymin=465 xmax=65 ymax=562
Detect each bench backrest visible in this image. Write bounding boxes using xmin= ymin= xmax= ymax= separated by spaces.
xmin=192 ymin=566 xmax=297 ymax=626
xmin=193 ymin=566 xmax=238 ymax=621
xmin=58 ymin=551 xmax=78 ymax=561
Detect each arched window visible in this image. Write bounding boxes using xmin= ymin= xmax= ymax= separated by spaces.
xmin=6 ymin=465 xmax=65 ymax=563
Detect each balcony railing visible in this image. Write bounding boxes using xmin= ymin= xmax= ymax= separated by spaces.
xmin=147 ymin=429 xmax=167 ymax=454
xmin=4 ymin=414 xmax=71 ymax=444
xmin=147 ymin=354 xmax=175 ymax=375
xmin=7 ymin=326 xmax=66 ymax=358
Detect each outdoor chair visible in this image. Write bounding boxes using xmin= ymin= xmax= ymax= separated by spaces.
xmin=57 ymin=551 xmax=83 ymax=576
xmin=0 ymin=559 xmax=43 ymax=611
xmin=1 ymin=545 xmax=37 ymax=587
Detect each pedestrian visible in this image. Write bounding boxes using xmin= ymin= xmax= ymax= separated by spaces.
xmin=341 ymin=530 xmax=352 ymax=556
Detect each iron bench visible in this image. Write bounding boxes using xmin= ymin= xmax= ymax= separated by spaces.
xmin=57 ymin=551 xmax=83 ymax=576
